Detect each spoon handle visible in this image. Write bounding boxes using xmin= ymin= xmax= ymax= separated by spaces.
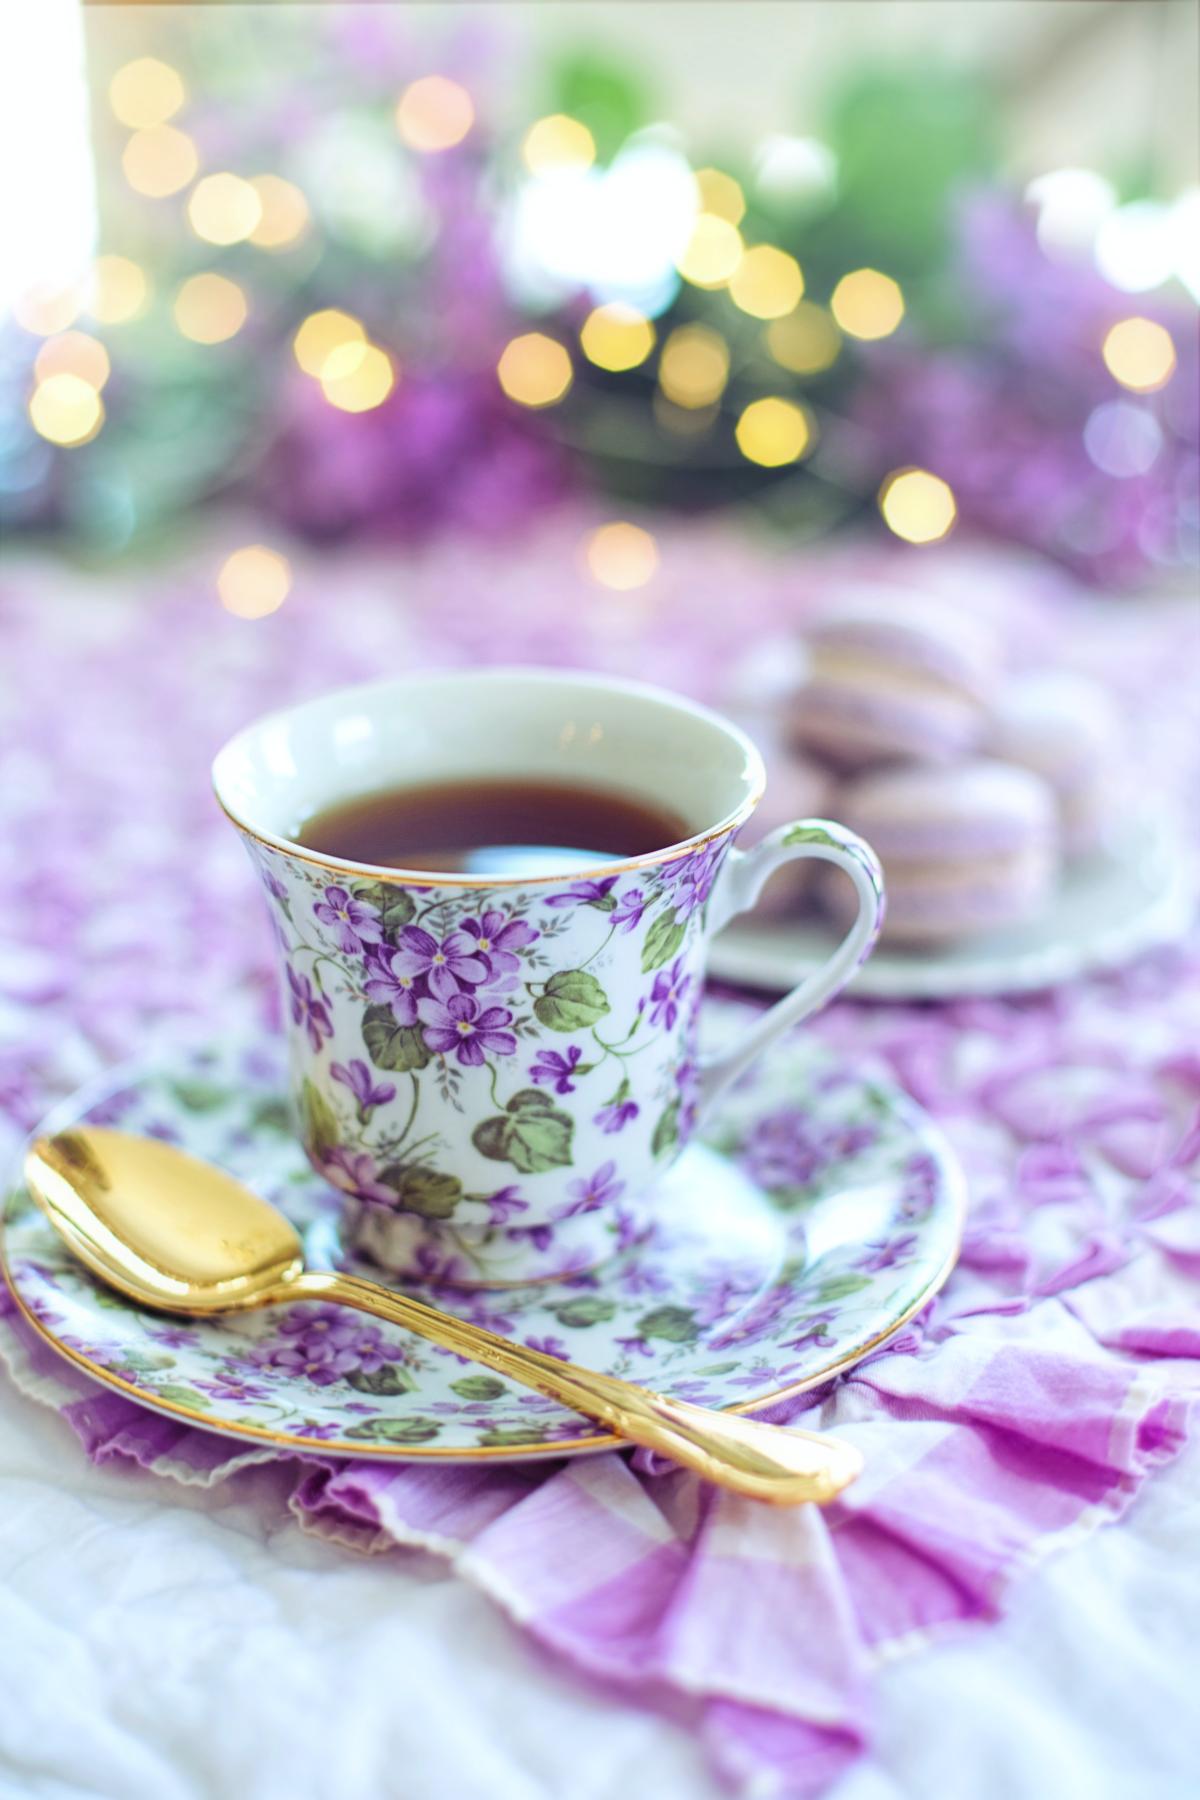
xmin=286 ymin=1269 xmax=862 ymax=1505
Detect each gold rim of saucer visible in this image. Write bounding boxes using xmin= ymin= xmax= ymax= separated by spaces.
xmin=0 ymin=1175 xmax=965 ymax=1465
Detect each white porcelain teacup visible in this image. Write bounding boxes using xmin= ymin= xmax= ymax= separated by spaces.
xmin=213 ymin=668 xmax=884 ymax=1285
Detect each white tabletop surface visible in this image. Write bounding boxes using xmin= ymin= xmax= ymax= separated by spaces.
xmin=3 ymin=1369 xmax=1197 ymax=1800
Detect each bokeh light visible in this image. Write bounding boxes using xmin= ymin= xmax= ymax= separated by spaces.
xmin=1094 ymin=201 xmax=1176 ymax=293
xmin=35 ymin=332 xmax=111 ymax=391
xmin=89 ymin=255 xmax=149 ymax=324
xmin=187 ymin=172 xmax=263 ymax=245
xmin=320 ymin=343 xmax=396 ymax=412
xmin=755 ymin=135 xmax=838 ymax=204
xmin=173 ymin=273 xmax=247 ymax=344
xmin=396 ymin=76 xmax=474 ymax=153
xmin=729 ymin=245 xmax=804 ymax=319
xmin=580 ymin=303 xmax=655 ymax=372
xmin=694 ymin=168 xmax=745 ymax=225
xmin=675 ymin=214 xmax=743 ymax=288
xmin=293 ymin=309 xmax=365 ymax=378
xmin=735 ymin=397 xmax=812 ymax=466
xmin=497 ymin=333 xmax=572 ymax=407
xmin=765 ymin=302 xmax=840 ymax=374
xmin=521 ymin=114 xmax=595 ymax=174
xmin=109 ymin=57 xmax=185 ymax=130
xmin=658 ymin=324 xmax=730 ymax=408
xmin=122 ymin=125 xmax=199 ymax=199
xmin=11 ymin=285 xmax=82 ymax=336
xmin=248 ymin=175 xmax=311 ymax=250
xmin=585 ymin=522 xmax=659 ymax=589
xmin=28 ymin=374 xmax=104 ymax=448
xmin=1026 ymin=168 xmax=1116 ymax=259
xmin=878 ymin=468 xmax=957 ymax=543
xmin=1083 ymin=402 xmax=1163 ymax=477
xmin=1102 ymin=317 xmax=1176 ymax=392
xmin=217 ymin=545 xmax=291 ymax=618
xmin=831 ymin=269 xmax=905 ymax=339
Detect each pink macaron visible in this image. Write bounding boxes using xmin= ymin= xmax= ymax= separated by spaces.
xmin=788 ymin=588 xmax=1003 ymax=771
xmin=822 ymin=758 xmax=1060 ymax=944
xmin=737 ymin=745 xmax=834 ymax=916
xmin=986 ymin=671 xmax=1122 ymax=858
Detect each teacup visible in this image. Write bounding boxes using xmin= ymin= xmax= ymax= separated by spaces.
xmin=212 ymin=668 xmax=884 ymax=1285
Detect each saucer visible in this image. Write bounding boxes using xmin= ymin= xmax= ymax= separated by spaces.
xmin=2 ymin=1019 xmax=965 ymax=1463
xmin=713 ymin=811 xmax=1193 ymax=1001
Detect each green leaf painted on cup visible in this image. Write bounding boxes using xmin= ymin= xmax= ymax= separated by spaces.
xmin=651 ymin=1100 xmax=680 ymax=1159
xmin=346 ymin=1363 xmax=417 ymax=1396
xmin=472 ymin=1088 xmax=575 ymax=1175
xmin=352 ymin=881 xmax=416 ymax=933
xmin=300 ymin=1078 xmax=340 ymax=1156
xmin=641 ymin=909 xmax=685 ymax=972
xmin=552 ymin=1296 xmax=617 ymax=1328
xmin=451 ymin=1375 xmax=507 ymax=1401
xmin=344 ymin=1416 xmax=441 ymax=1444
xmin=782 ymin=823 xmax=838 ymax=849
xmin=637 ymin=1304 xmax=697 ymax=1343
xmin=533 ymin=969 xmax=611 ymax=1032
xmin=380 ymin=1164 xmax=464 ymax=1220
xmin=362 ymin=1006 xmax=431 ymax=1072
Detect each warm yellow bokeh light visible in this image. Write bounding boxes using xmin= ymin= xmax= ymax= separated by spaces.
xmin=35 ymin=332 xmax=111 ymax=391
xmin=217 ymin=545 xmax=292 ymax=619
xmin=729 ymin=245 xmax=804 ymax=320
xmin=11 ymin=284 xmax=82 ymax=336
xmin=248 ymin=175 xmax=310 ymax=249
xmin=675 ymin=214 xmax=743 ymax=289
xmin=109 ymin=57 xmax=185 ymax=130
xmin=28 ymin=374 xmax=104 ymax=448
xmin=187 ymin=172 xmax=262 ymax=245
xmin=735 ymin=396 xmax=812 ymax=467
xmin=585 ymin=522 xmax=659 ymax=590
xmin=658 ymin=324 xmax=730 ymax=409
xmin=497 ymin=333 xmax=573 ymax=407
xmin=521 ymin=114 xmax=595 ymax=175
xmin=320 ymin=343 xmax=396 ymax=413
xmin=580 ymin=304 xmax=655 ymax=373
xmin=879 ymin=468 xmax=957 ymax=544
xmin=765 ymin=302 xmax=841 ymax=375
xmin=293 ymin=310 xmax=366 ymax=378
xmin=89 ymin=255 xmax=149 ymax=324
xmin=1102 ymin=316 xmax=1176 ymax=392
xmin=122 ymin=125 xmax=199 ymax=198
xmin=396 ymin=76 xmax=474 ymax=152
xmin=694 ymin=167 xmax=745 ymax=225
xmin=173 ymin=273 xmax=248 ymax=344
xmin=831 ymin=268 xmax=905 ymax=340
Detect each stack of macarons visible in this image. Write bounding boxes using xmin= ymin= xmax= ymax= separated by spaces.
xmin=750 ymin=584 xmax=1122 ymax=946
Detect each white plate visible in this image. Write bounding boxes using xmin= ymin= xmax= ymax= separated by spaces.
xmin=712 ymin=813 xmax=1194 ymax=1001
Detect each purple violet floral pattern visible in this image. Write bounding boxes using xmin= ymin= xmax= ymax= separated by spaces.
xmin=3 ymin=1024 xmax=964 ymax=1456
xmin=238 ymin=823 xmax=750 ymax=1282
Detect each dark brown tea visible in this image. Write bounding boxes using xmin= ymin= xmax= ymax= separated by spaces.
xmin=297 ymin=778 xmax=689 ymax=877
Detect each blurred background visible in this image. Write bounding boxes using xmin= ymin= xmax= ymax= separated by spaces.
xmin=2 ymin=0 xmax=1196 ymax=596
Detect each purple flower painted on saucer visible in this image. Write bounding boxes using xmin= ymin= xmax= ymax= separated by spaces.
xmin=287 ymin=965 xmax=333 ymax=1052
xmin=555 ymin=1160 xmax=625 ymax=1220
xmin=196 ymin=1374 xmax=272 ymax=1404
xmin=545 ymin=876 xmax=618 ymax=909
xmin=313 ymin=885 xmax=383 ymax=955
xmin=505 ymin=1221 xmax=553 ymax=1253
xmin=392 ymin=924 xmax=488 ymax=1000
xmin=249 ymin=1305 xmax=391 ymax=1385
xmin=481 ymin=1185 xmax=528 ymax=1226
xmin=649 ymin=957 xmax=691 ymax=1030
xmin=523 ymin=1334 xmax=570 ymax=1361
xmin=530 ymin=1044 xmax=585 ymax=1094
xmin=418 ymin=992 xmax=517 ymax=1066
xmin=362 ymin=945 xmax=421 ymax=1024
xmin=331 ymin=1057 xmax=397 ymax=1116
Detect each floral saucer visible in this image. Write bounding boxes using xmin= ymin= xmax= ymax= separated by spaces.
xmin=2 ymin=1019 xmax=965 ymax=1463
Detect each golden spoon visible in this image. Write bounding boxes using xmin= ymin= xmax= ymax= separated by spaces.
xmin=23 ymin=1128 xmax=862 ymax=1505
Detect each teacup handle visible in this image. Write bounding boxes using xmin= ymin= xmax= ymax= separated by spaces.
xmin=697 ymin=820 xmax=885 ymax=1113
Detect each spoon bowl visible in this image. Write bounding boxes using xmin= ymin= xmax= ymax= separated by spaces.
xmin=24 ymin=1127 xmax=863 ymax=1505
